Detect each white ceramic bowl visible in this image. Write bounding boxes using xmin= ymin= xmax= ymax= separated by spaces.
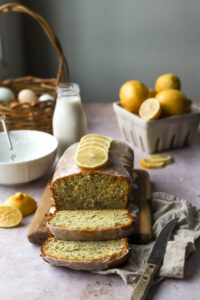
xmin=0 ymin=130 xmax=58 ymax=185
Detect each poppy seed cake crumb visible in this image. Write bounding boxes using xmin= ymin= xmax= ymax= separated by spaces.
xmin=51 ymin=141 xmax=134 ymax=210
xmin=53 ymin=174 xmax=130 ymax=210
xmin=42 ymin=238 xmax=128 ymax=261
xmin=49 ymin=209 xmax=133 ymax=230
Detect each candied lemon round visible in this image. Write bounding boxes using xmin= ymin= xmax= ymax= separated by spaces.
xmin=140 ymin=158 xmax=165 ymax=169
xmin=0 ymin=205 xmax=22 ymax=228
xmin=139 ymin=98 xmax=161 ymax=121
xmin=79 ymin=141 xmax=108 ymax=151
xmin=81 ymin=134 xmax=112 ymax=143
xmin=74 ymin=146 xmax=108 ymax=169
xmin=81 ymin=138 xmax=111 ymax=148
xmin=148 ymin=154 xmax=172 ymax=164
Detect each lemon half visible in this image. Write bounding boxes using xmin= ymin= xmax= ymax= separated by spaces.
xmin=0 ymin=205 xmax=22 ymax=228
xmin=139 ymin=98 xmax=161 ymax=120
xmin=5 ymin=193 xmax=37 ymax=217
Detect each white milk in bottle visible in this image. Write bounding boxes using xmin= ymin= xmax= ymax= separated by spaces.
xmin=53 ymin=83 xmax=87 ymax=156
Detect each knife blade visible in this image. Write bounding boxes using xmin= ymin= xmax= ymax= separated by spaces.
xmin=130 ymin=218 xmax=178 ymax=300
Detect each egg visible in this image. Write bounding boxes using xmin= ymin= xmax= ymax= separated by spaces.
xmin=0 ymin=87 xmax=15 ymax=102
xmin=18 ymin=89 xmax=38 ymax=105
xmin=39 ymin=93 xmax=54 ymax=102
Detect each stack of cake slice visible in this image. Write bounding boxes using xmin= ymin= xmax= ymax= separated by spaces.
xmin=41 ymin=135 xmax=134 ymax=271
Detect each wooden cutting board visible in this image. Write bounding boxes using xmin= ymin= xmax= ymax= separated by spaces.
xmin=27 ymin=169 xmax=152 ymax=245
xmin=131 ymin=169 xmax=152 ymax=244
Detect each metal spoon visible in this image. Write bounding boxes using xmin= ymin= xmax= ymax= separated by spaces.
xmin=0 ymin=115 xmax=16 ymax=162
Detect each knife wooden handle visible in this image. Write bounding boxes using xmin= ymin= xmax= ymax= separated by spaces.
xmin=130 ymin=263 xmax=159 ymax=300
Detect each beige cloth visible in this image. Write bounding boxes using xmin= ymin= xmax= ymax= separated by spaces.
xmin=94 ymin=192 xmax=200 ymax=292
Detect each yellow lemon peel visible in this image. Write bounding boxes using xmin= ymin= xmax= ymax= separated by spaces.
xmin=0 ymin=205 xmax=22 ymax=228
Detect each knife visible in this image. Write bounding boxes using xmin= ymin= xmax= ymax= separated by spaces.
xmin=130 ymin=218 xmax=178 ymax=300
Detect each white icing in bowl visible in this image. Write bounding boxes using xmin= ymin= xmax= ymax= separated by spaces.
xmin=0 ymin=130 xmax=58 ymax=185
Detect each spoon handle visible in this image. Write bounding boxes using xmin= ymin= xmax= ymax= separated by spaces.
xmin=0 ymin=115 xmax=13 ymax=150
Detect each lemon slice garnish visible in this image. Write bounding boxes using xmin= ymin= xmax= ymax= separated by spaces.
xmin=148 ymin=154 xmax=172 ymax=164
xmin=79 ymin=141 xmax=108 ymax=151
xmin=80 ymin=138 xmax=111 ymax=148
xmin=74 ymin=146 xmax=108 ymax=169
xmin=139 ymin=98 xmax=161 ymax=120
xmin=0 ymin=205 xmax=22 ymax=228
xmin=140 ymin=158 xmax=165 ymax=169
xmin=81 ymin=134 xmax=112 ymax=143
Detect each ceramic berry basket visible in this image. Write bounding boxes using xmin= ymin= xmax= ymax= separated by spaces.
xmin=113 ymin=102 xmax=200 ymax=153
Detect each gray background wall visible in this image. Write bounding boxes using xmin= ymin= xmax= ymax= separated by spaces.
xmin=9 ymin=1 xmax=200 ymax=101
xmin=0 ymin=0 xmax=25 ymax=80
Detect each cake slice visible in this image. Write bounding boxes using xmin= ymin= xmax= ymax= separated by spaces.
xmin=50 ymin=140 xmax=134 ymax=210
xmin=47 ymin=209 xmax=134 ymax=241
xmin=41 ymin=237 xmax=129 ymax=271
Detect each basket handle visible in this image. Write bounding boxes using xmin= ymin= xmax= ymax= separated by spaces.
xmin=0 ymin=2 xmax=70 ymax=83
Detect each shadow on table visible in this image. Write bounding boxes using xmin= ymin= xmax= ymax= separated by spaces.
xmin=184 ymin=238 xmax=200 ymax=280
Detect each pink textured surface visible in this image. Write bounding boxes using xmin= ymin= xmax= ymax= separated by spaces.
xmin=0 ymin=102 xmax=199 ymax=300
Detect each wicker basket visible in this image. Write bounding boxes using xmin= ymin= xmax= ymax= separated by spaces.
xmin=0 ymin=3 xmax=70 ymax=133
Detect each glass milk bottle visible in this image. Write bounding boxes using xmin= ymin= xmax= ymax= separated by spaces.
xmin=53 ymin=83 xmax=87 ymax=156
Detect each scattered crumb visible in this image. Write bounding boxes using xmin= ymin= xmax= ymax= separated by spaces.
xmin=173 ymin=284 xmax=179 ymax=290
xmin=107 ymin=281 xmax=113 ymax=287
xmin=80 ymin=282 xmax=116 ymax=300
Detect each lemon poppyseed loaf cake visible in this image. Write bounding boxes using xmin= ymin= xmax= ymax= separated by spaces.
xmin=47 ymin=209 xmax=134 ymax=241
xmin=50 ymin=140 xmax=134 ymax=210
xmin=41 ymin=238 xmax=129 ymax=271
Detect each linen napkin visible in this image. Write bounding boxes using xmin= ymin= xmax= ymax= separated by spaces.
xmin=94 ymin=192 xmax=200 ymax=292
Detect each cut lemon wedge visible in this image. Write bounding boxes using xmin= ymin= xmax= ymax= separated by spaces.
xmin=0 ymin=205 xmax=22 ymax=228
xmin=140 ymin=158 xmax=165 ymax=169
xmin=74 ymin=146 xmax=108 ymax=169
xmin=139 ymin=98 xmax=161 ymax=120
xmin=148 ymin=154 xmax=172 ymax=164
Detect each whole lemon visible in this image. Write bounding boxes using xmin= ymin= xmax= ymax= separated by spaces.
xmin=155 ymin=73 xmax=181 ymax=93
xmin=119 ymin=81 xmax=148 ymax=114
xmin=5 ymin=192 xmax=37 ymax=217
xmin=147 ymin=88 xmax=156 ymax=98
xmin=155 ymin=89 xmax=191 ymax=117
